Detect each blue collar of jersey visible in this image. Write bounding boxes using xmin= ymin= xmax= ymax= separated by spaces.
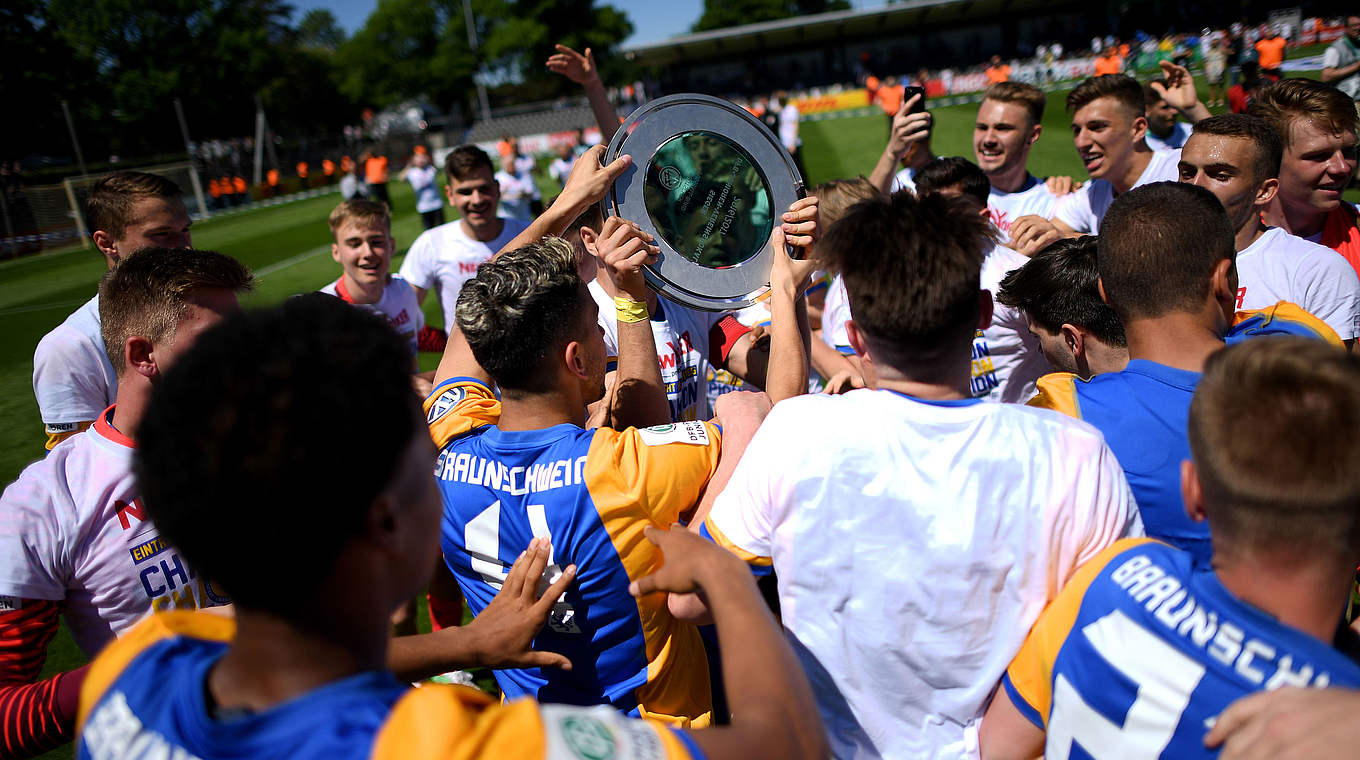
xmin=482 ymin=423 xmax=584 ymax=447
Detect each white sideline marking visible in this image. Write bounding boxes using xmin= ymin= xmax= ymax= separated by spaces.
xmin=253 ymin=243 xmax=331 ymax=279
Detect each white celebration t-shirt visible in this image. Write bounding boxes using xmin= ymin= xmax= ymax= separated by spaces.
xmin=398 ymin=217 xmax=530 ymax=330
xmin=1053 ymin=149 xmax=1181 ymax=233
xmin=705 ymin=390 xmax=1141 ymax=759
xmin=588 ymin=280 xmax=723 ymax=422
xmin=987 ymin=175 xmax=1059 ymax=245
xmin=320 ymin=275 xmax=426 ymax=357
xmin=974 ymin=245 xmax=1049 ymax=402
xmin=0 ymin=407 xmax=228 ymax=656
xmin=32 ymin=295 xmax=119 ymax=435
xmin=1235 ymin=226 xmax=1360 ymax=340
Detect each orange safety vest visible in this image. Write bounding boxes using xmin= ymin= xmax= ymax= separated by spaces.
xmin=267 ymin=169 xmax=279 ymax=186
xmin=233 ymin=176 xmax=247 ymax=193
xmin=296 ymin=161 xmax=309 ymax=178
xmin=322 ymin=159 xmax=336 ymax=176
xmin=365 ymin=156 xmax=388 ymax=183
xmin=1321 ymin=203 xmax=1360 ymax=277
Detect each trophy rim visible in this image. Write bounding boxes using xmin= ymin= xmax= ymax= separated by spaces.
xmin=603 ymin=93 xmax=805 ymax=312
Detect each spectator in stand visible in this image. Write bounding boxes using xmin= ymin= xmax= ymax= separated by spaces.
xmin=266 ymin=168 xmax=280 ymax=197
xmin=1255 ymin=26 xmax=1287 ymax=80
xmin=296 ymin=160 xmax=309 ymax=189
xmin=232 ymin=174 xmax=248 ymax=206
xmin=986 ymin=54 xmax=1011 ymax=84
xmin=322 ymin=157 xmax=336 ymax=183
xmin=401 ymin=148 xmax=444 ymax=230
xmin=1249 ymin=78 xmax=1360 ymax=273
xmin=1321 ymin=15 xmax=1360 ymax=101
xmin=1094 ymin=45 xmax=1123 ymax=76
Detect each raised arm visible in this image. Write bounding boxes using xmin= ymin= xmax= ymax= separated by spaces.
xmin=547 ymin=45 xmax=622 ymax=145
xmin=869 ymin=93 xmax=931 ymax=193
xmin=763 ymin=196 xmax=820 ymax=403
xmin=583 ymin=217 xmax=670 ymax=428
xmin=494 ymin=144 xmax=631 ymax=259
xmin=631 ymin=527 xmax=828 ymax=760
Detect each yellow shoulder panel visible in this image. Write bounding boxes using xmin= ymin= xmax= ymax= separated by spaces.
xmin=1027 ymin=373 xmax=1082 ymax=418
xmin=1004 ymin=537 xmax=1157 ymax=726
xmin=424 ymin=379 xmax=501 ymax=449
xmin=77 ymin=611 xmax=235 ymax=729
xmin=701 ymin=516 xmax=772 ymax=567
xmin=1233 ymin=300 xmax=1343 ymax=346
xmin=372 ymin=686 xmax=543 ymax=760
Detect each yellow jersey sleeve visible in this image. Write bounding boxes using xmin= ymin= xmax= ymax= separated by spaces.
xmin=77 ymin=611 xmax=235 ymax=730
xmin=424 ymin=378 xmax=501 ymax=449
xmin=1027 ymin=372 xmax=1081 ymax=417
xmin=373 ymin=688 xmax=700 ymax=760
xmin=45 ymin=421 xmax=93 ymax=450
xmin=1003 ymin=538 xmax=1156 ymax=726
xmin=583 ymin=422 xmax=722 ymax=525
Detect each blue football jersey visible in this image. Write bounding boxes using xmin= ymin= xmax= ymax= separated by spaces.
xmin=1032 ymin=361 xmax=1207 ymax=562
xmin=77 ymin=612 xmax=706 ymax=760
xmin=425 ymin=378 xmax=722 ymax=727
xmin=1003 ymin=539 xmax=1360 ymax=759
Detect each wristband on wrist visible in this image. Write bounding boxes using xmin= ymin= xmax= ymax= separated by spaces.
xmin=614 ymin=296 xmax=649 ymax=324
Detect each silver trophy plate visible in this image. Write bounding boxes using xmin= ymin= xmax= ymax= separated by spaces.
xmin=603 ymin=94 xmax=805 ymax=312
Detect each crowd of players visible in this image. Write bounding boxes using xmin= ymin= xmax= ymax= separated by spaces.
xmin=4 ymin=34 xmax=1360 ymax=760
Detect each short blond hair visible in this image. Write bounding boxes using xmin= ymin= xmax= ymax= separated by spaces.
xmin=1190 ymin=337 xmax=1360 ymax=557
xmin=327 ymin=199 xmax=391 ymax=239
xmin=99 ymin=248 xmax=253 ymax=374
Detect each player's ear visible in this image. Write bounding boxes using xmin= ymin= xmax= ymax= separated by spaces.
xmin=331 ymin=243 xmax=342 ymax=264
xmin=976 ymin=290 xmax=994 ymax=330
xmin=1097 ymin=276 xmax=1111 ymax=305
xmin=1210 ymin=258 xmax=1237 ymax=312
xmin=125 ymin=335 xmax=157 ymax=380
xmin=1131 ymin=114 xmax=1149 ymax=143
xmin=1061 ymin=323 xmax=1084 ymax=357
xmin=1028 ymin=123 xmax=1042 ymax=146
xmin=1181 ymin=459 xmax=1208 ymax=523
xmin=579 ymin=227 xmax=602 ymax=258
xmin=92 ymin=230 xmax=118 ymax=266
xmin=1255 ymin=177 xmax=1279 ymax=207
xmin=563 ymin=340 xmax=589 ymax=380
xmin=845 ymin=319 xmax=867 ymax=359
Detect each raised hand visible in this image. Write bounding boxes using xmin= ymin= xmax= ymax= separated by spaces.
xmin=887 ymin=94 xmax=932 ymax=158
xmin=587 ymin=216 xmax=659 ymax=303
xmin=546 ymin=44 xmax=600 ymax=86
xmin=629 ymin=525 xmax=747 ymax=598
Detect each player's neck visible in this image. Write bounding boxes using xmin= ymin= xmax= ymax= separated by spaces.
xmin=1264 ymin=196 xmax=1328 ymax=240
xmin=865 ymin=354 xmax=972 ymax=401
xmin=987 ymin=163 xmax=1031 ymax=194
xmin=110 ymin=377 xmax=153 ymax=443
xmin=1113 ymin=144 xmax=1154 ymax=194
xmin=591 ymin=274 xmax=659 ymax=311
xmin=208 ymin=608 xmax=388 ymax=713
xmin=1235 ymin=216 xmax=1269 ymax=252
xmin=462 ymin=216 xmax=505 ymax=243
xmin=1213 ymin=549 xmax=1354 ymax=643
xmin=1123 ymin=313 xmax=1225 ymax=373
xmin=340 ymin=273 xmax=385 ymax=305
xmin=498 ymin=388 xmax=586 ymax=431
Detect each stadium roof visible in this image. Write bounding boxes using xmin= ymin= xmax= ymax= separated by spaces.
xmin=622 ymin=0 xmax=1071 ymax=68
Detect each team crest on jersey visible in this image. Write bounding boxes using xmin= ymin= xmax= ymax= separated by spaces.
xmin=560 ymin=716 xmax=616 ymax=760
xmin=427 ymin=386 xmax=466 ymax=422
xmin=638 ymin=421 xmax=709 ymax=446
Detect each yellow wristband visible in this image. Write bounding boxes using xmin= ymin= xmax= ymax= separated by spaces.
xmin=614 ymin=296 xmax=649 ymax=324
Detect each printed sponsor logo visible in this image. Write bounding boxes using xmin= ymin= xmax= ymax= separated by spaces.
xmin=561 ymin=716 xmax=616 ymax=760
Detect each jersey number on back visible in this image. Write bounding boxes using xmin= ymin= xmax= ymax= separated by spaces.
xmin=465 ymin=500 xmax=581 ymax=634
xmin=1047 ymin=609 xmax=1207 ymax=758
